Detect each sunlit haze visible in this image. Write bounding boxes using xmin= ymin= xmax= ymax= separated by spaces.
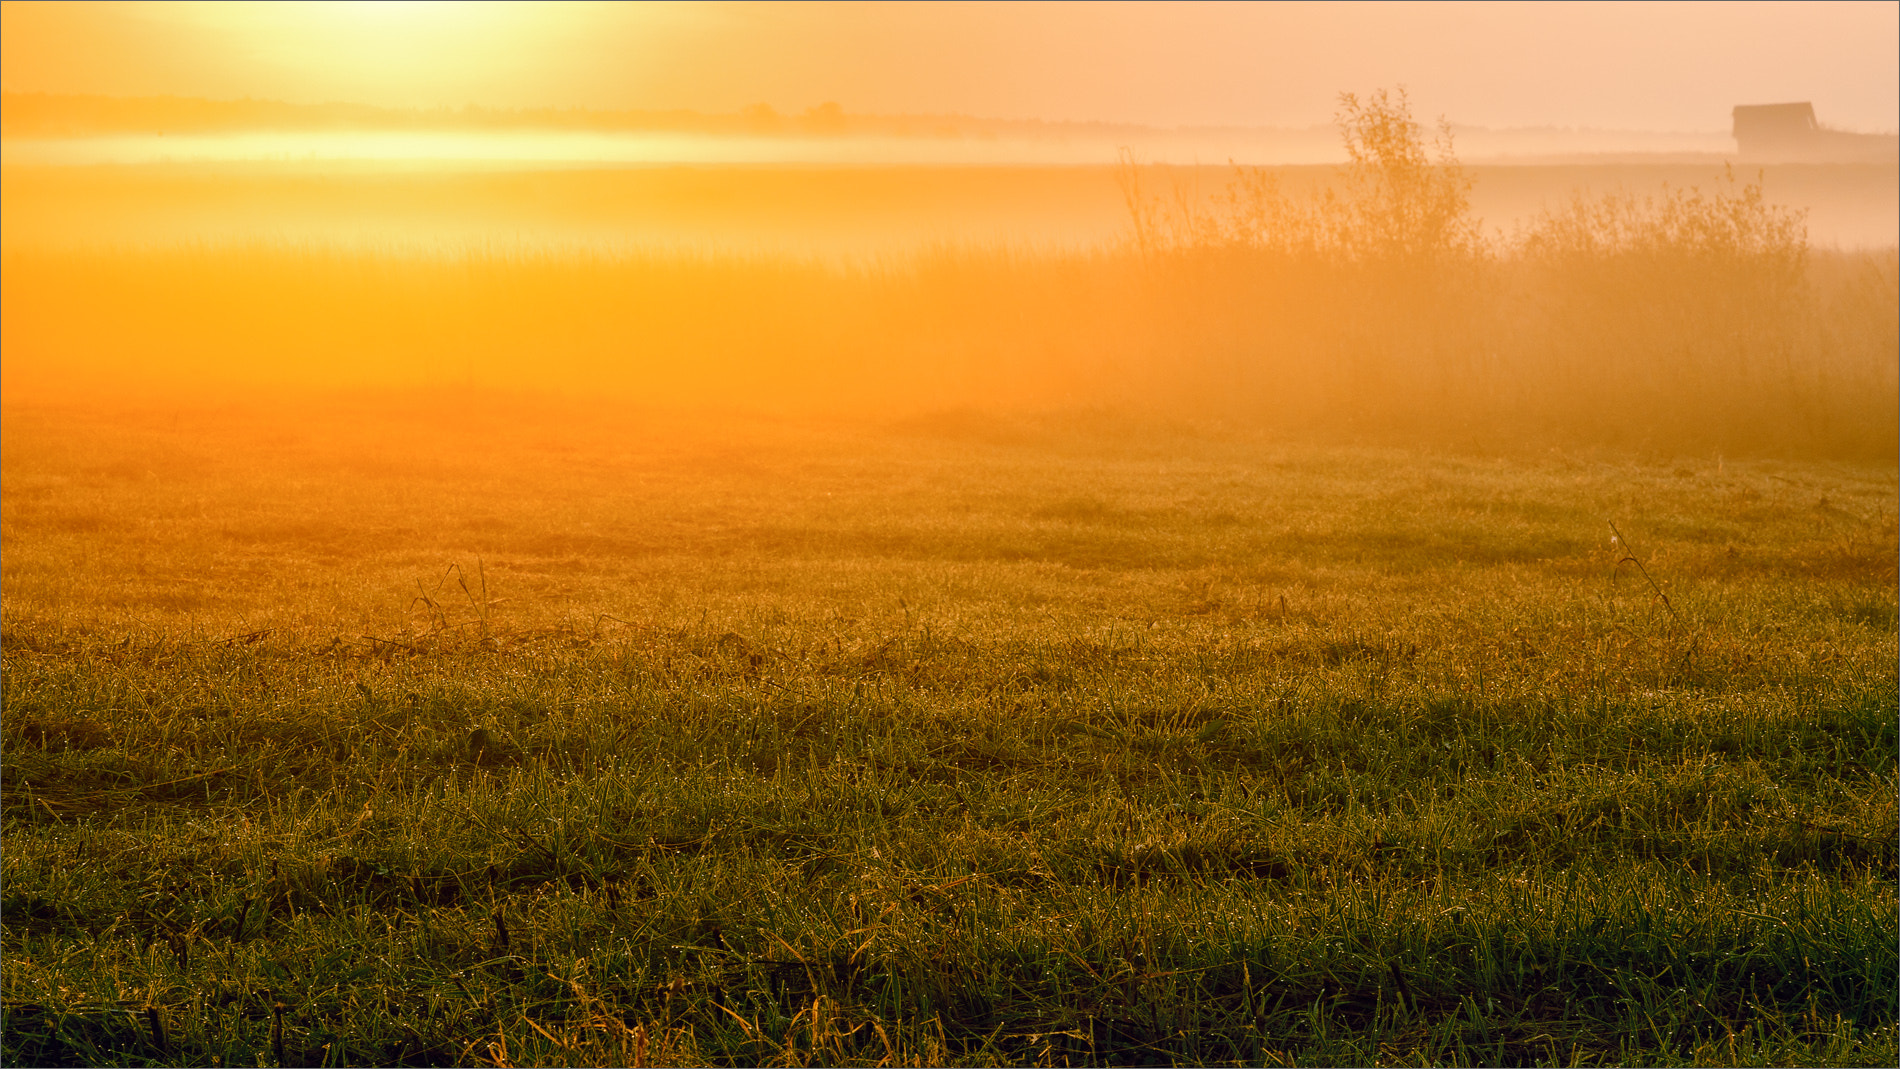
xmin=2 ymin=5 xmax=1896 ymax=1062
xmin=3 ymin=1 xmax=1897 ymax=132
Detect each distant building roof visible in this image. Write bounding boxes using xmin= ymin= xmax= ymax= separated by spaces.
xmin=1733 ymin=103 xmax=1817 ymax=139
xmin=1731 ymin=101 xmax=1896 ymax=162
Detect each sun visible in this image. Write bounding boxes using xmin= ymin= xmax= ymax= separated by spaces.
xmin=305 ymin=1 xmax=491 ymax=28
xmin=181 ymin=1 xmax=583 ymax=108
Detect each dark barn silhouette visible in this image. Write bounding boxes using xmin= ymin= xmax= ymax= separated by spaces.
xmin=1732 ymin=102 xmax=1897 ymax=162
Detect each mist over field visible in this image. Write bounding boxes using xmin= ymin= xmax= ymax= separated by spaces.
xmin=3 ymin=5 xmax=1896 ymax=1066
xmin=4 ymin=128 xmax=1895 ymax=457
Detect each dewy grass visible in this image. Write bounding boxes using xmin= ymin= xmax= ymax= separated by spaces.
xmin=2 ymin=403 xmax=1895 ymax=1067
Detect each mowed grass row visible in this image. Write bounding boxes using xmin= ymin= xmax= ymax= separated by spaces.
xmin=3 ymin=405 xmax=1896 ymax=1066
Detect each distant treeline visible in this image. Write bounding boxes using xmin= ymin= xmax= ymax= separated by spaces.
xmin=0 ymin=91 xmax=1142 ymax=141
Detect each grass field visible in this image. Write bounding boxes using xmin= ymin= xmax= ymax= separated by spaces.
xmin=2 ymin=400 xmax=1894 ymax=1066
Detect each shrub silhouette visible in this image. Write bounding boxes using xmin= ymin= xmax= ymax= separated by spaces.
xmin=1112 ymin=87 xmax=1883 ymax=453
xmin=1124 ymin=87 xmax=1481 ymax=263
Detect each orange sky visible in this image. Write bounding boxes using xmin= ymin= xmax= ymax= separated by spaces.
xmin=2 ymin=1 xmax=1896 ymax=132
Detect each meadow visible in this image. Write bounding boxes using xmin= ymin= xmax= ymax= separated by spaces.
xmin=2 ymin=399 xmax=1895 ymax=1067
xmin=2 ymin=98 xmax=1897 ymax=1066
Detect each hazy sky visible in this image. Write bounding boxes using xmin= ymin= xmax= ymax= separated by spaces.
xmin=3 ymin=1 xmax=1896 ymax=132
